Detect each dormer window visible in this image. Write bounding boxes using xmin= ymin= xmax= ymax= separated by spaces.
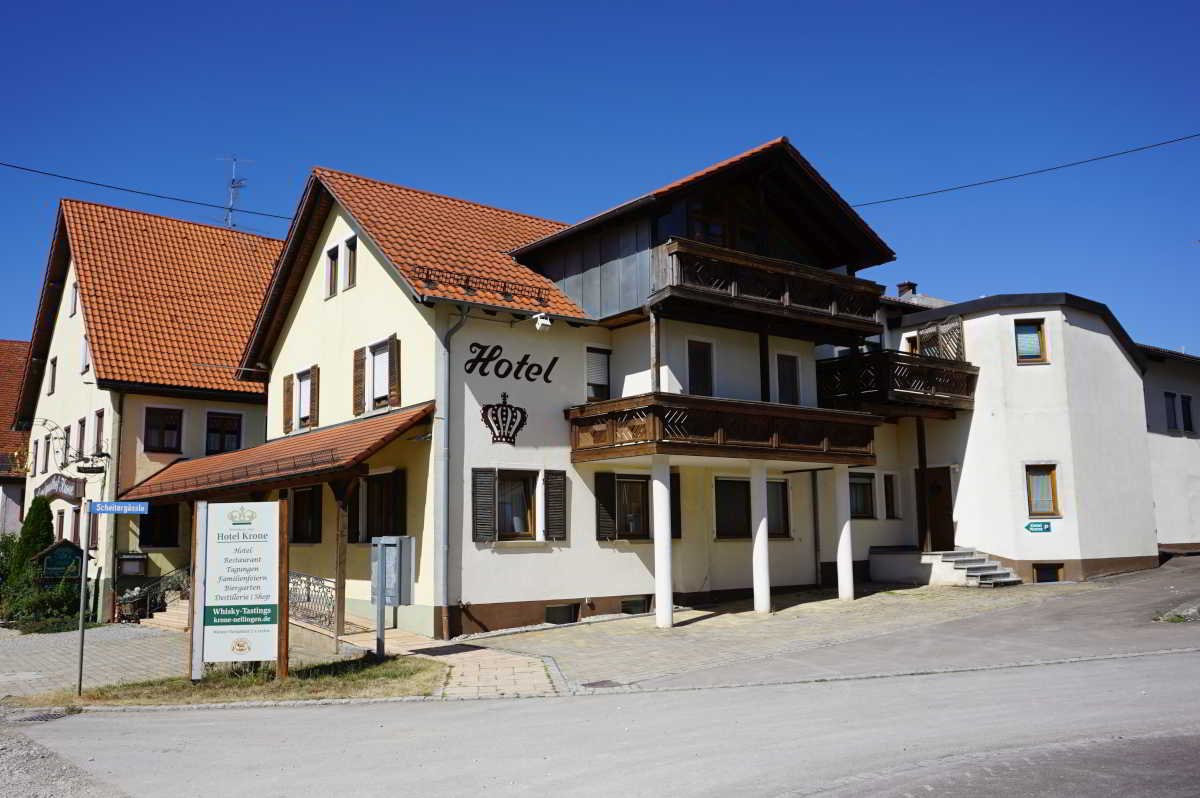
xmin=325 ymin=247 xmax=339 ymax=298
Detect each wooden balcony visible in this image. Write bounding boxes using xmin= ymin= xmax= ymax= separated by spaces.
xmin=648 ymin=237 xmax=884 ymax=340
xmin=816 ymin=350 xmax=979 ymax=416
xmin=565 ymin=392 xmax=880 ymax=464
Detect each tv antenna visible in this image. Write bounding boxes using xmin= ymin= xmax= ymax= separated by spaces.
xmin=218 ymin=155 xmax=253 ymax=227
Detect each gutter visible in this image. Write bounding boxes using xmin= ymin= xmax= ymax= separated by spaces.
xmin=434 ymin=305 xmax=468 ymax=639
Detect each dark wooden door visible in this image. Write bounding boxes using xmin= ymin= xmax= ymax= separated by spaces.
xmin=918 ymin=466 xmax=955 ymax=551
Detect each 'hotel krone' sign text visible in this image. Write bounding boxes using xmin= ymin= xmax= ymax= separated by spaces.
xmin=202 ymin=502 xmax=279 ymax=662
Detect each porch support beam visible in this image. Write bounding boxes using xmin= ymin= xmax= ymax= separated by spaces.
xmin=833 ymin=463 xmax=854 ymax=601
xmin=329 ymin=477 xmax=359 ymax=649
xmin=750 ymin=460 xmax=771 ymax=613
xmin=649 ymin=308 xmax=661 ymax=393
xmin=651 ymin=454 xmax=673 ymax=628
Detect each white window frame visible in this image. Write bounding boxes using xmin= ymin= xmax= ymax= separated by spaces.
xmin=70 ymin=281 xmax=78 ymax=316
xmin=585 ymin=345 xmax=612 ymax=402
xmin=342 ymin=236 xmax=357 ymax=290
xmin=365 ymin=339 xmax=390 ymax=413
xmin=294 ymin=370 xmax=312 ymax=428
xmin=80 ymin=336 xmax=90 ymax=374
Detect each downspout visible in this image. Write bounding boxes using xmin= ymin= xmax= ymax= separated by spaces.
xmin=434 ymin=304 xmax=468 ymax=639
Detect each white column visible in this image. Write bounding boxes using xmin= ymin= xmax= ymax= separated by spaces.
xmin=750 ymin=461 xmax=771 ymax=613
xmin=833 ymin=464 xmax=854 ymax=601
xmin=651 ymin=455 xmax=673 ymax=628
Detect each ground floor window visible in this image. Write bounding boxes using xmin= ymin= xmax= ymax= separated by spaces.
xmin=354 ymin=470 xmax=407 ymax=543
xmin=849 ymin=472 xmax=876 ymax=519
xmin=714 ymin=478 xmax=790 ymax=538
xmin=290 ymin=486 xmax=322 ymax=544
xmin=616 ymin=475 xmax=650 ymax=538
xmin=141 ymin=504 xmax=179 ymax=548
xmin=1025 ymin=465 xmax=1059 ymax=516
xmin=498 ymin=470 xmax=536 ymax=540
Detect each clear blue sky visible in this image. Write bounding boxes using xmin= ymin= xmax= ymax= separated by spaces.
xmin=3 ymin=1 xmax=1197 ymax=349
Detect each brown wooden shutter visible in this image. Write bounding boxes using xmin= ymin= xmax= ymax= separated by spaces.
xmin=670 ymin=471 xmax=681 ymax=539
xmin=311 ymin=485 xmax=323 ymax=543
xmin=282 ymin=375 xmax=294 ymax=433
xmin=348 ymin=480 xmax=361 ymax=543
xmin=595 ymin=472 xmax=616 ymax=540
xmin=544 ymin=470 xmax=567 ymax=541
xmin=387 ymin=335 xmax=401 ymax=407
xmin=87 ymin=512 xmax=99 ymax=549
xmin=392 ymin=469 xmax=407 ymax=536
xmin=353 ymin=348 xmax=366 ymax=416
xmin=472 ymin=468 xmax=497 ymax=542
xmin=309 ymin=364 xmax=320 ymax=427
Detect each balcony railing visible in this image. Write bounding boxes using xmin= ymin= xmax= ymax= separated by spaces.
xmin=650 ymin=238 xmax=884 ymax=333
xmin=816 ymin=350 xmax=979 ymax=412
xmin=565 ymin=392 xmax=879 ymax=464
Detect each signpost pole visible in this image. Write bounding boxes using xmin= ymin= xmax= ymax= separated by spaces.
xmin=276 ymin=500 xmax=289 ymax=679
xmin=75 ymin=515 xmax=89 ymax=697
xmin=189 ymin=501 xmax=208 ymax=681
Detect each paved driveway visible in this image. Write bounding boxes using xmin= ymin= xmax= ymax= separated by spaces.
xmin=477 ymin=560 xmax=1200 ymax=691
xmin=0 ymin=625 xmax=186 ymax=698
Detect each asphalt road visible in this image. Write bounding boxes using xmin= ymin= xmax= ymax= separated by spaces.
xmin=11 ymin=560 xmax=1200 ymax=797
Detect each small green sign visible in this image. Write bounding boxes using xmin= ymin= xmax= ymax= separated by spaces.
xmin=1026 ymin=521 xmax=1052 ymax=533
xmin=204 ymin=605 xmax=278 ymax=626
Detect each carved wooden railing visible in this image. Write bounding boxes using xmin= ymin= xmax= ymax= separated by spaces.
xmin=650 ymin=238 xmax=884 ymax=327
xmin=816 ymin=350 xmax=979 ymax=410
xmin=566 ymin=393 xmax=878 ymax=460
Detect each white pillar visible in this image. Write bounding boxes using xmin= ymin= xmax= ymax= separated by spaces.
xmin=750 ymin=461 xmax=771 ymax=613
xmin=651 ymin=455 xmax=673 ymax=628
xmin=833 ymin=464 xmax=854 ymax=601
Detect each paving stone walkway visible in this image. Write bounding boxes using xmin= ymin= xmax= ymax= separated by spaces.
xmin=0 ymin=625 xmax=186 ymax=698
xmin=341 ymin=628 xmax=559 ymax=698
xmin=476 ymin=582 xmax=1100 ymax=691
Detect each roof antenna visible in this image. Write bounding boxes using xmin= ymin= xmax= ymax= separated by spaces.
xmin=218 ymin=155 xmax=252 ymax=228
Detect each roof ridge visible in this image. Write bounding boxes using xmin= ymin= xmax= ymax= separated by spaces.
xmin=60 ymin=198 xmax=286 ymax=243
xmin=312 ymin=166 xmax=568 ymax=229
xmin=0 ymin=338 xmax=30 ymax=345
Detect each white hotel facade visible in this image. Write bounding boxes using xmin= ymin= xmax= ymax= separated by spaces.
xmin=33 ymin=137 xmax=1190 ymax=637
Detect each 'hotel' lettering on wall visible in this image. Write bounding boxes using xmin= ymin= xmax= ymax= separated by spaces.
xmin=464 ymin=343 xmax=558 ymax=383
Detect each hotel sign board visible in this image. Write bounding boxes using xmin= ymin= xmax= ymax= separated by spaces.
xmin=201 ymin=502 xmax=280 ymax=663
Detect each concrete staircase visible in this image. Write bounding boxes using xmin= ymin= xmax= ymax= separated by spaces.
xmin=141 ymin=599 xmax=191 ymax=632
xmin=927 ymin=550 xmax=1023 ymax=587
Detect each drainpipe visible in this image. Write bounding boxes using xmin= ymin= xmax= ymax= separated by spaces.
xmin=434 ymin=305 xmax=468 ymax=639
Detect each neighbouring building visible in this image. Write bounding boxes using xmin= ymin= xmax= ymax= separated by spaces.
xmin=12 ymin=200 xmax=280 ymax=619
xmin=1140 ymin=344 xmax=1200 ymax=554
xmin=0 ymin=339 xmax=31 ymax=533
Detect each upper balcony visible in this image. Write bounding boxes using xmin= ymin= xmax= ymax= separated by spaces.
xmin=565 ymin=392 xmax=880 ymax=465
xmin=648 ymin=237 xmax=884 ymax=342
xmin=815 ymin=350 xmax=979 ymax=416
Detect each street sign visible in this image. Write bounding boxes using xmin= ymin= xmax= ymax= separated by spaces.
xmin=90 ymin=500 xmax=149 ymax=515
xmin=1025 ymin=521 xmax=1052 ymax=533
xmin=200 ymin=502 xmax=280 ymax=664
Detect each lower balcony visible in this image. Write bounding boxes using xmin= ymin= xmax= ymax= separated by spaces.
xmin=816 ymin=350 xmax=979 ymax=416
xmin=565 ymin=392 xmax=880 ymax=464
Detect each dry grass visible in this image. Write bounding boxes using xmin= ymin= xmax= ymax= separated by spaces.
xmin=19 ymin=654 xmax=445 ymax=707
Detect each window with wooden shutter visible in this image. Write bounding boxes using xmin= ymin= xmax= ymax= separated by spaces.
xmin=290 ymin=486 xmax=322 ymax=543
xmin=388 ymin=335 xmax=401 ymax=407
xmin=94 ymin=409 xmax=104 ymax=455
xmin=87 ymin=511 xmax=98 ymax=549
xmin=594 ymin=472 xmax=616 ymax=540
xmin=615 ymin=475 xmax=650 ymax=539
xmin=367 ymin=342 xmax=389 ymax=410
xmin=544 ymin=470 xmax=567 ymax=541
xmin=670 ymin=471 xmax=681 ymax=539
xmin=391 ymin=468 xmax=407 ymax=536
xmin=687 ymin=340 xmax=714 ymax=396
xmin=1014 ymin=320 xmax=1047 ymax=363
xmin=586 ymin=348 xmax=611 ymax=401
xmin=283 ymin=375 xmax=294 ymax=433
xmin=472 ymin=468 xmax=498 ymax=542
xmin=497 ymin=470 xmax=536 ymax=540
xmin=353 ymin=347 xmax=366 ymax=416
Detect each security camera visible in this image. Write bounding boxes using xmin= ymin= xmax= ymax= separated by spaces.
xmin=533 ymin=312 xmax=552 ymax=332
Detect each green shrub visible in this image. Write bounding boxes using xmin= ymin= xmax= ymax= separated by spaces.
xmin=1 ymin=497 xmax=77 ymax=626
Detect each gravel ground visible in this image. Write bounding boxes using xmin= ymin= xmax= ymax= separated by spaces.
xmin=0 ymin=723 xmax=125 ymax=797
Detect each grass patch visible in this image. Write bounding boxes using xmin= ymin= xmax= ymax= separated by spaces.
xmin=19 ymin=654 xmax=445 ymax=707
xmin=1155 ymin=613 xmax=1192 ymax=623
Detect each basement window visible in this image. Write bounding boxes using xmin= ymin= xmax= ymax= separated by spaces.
xmin=620 ymin=597 xmax=650 ymax=615
xmin=545 ymin=604 xmax=580 ymax=625
xmin=1033 ymin=563 xmax=1063 ymax=583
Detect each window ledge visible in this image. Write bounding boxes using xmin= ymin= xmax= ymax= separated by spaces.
xmin=713 ymin=536 xmax=794 ymax=542
xmin=139 ymin=547 xmax=181 ymax=551
xmin=1016 ymin=360 xmax=1050 ymax=366
xmin=1028 ymin=515 xmax=1063 ymax=520
xmin=490 ymin=539 xmax=550 ymax=547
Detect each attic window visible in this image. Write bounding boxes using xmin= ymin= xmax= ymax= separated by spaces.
xmin=325 ymin=247 xmax=339 ymax=298
xmin=343 ymin=236 xmax=357 ymax=289
xmin=70 ymin=282 xmax=78 ymax=316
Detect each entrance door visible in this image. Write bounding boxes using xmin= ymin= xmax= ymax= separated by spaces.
xmin=916 ymin=466 xmax=955 ymax=551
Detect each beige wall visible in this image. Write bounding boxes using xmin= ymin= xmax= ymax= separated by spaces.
xmin=266 ymin=205 xmax=439 ymax=436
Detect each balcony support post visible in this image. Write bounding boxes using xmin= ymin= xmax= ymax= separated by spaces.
xmin=750 ymin=461 xmax=771 ymax=613
xmin=651 ymin=455 xmax=673 ymax=628
xmin=916 ymin=416 xmax=929 ymax=551
xmin=833 ymin=464 xmax=854 ymax=601
xmin=649 ymin=308 xmax=661 ymax=393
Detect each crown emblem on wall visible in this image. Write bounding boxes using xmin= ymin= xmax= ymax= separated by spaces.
xmin=481 ymin=393 xmax=528 ymax=445
xmin=227 ymin=506 xmax=257 ymax=525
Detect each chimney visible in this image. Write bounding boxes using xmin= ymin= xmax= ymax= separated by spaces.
xmin=897 ymin=281 xmax=917 ymax=298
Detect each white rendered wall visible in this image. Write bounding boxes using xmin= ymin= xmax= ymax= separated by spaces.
xmin=1142 ymin=357 xmax=1200 ymax=545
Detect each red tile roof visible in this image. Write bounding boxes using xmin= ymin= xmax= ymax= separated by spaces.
xmin=314 ymin=168 xmax=584 ymax=318
xmin=0 ymin=340 xmax=31 ymax=478
xmin=121 ymin=402 xmax=434 ymax=501
xmin=61 ymin=200 xmax=283 ymax=394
